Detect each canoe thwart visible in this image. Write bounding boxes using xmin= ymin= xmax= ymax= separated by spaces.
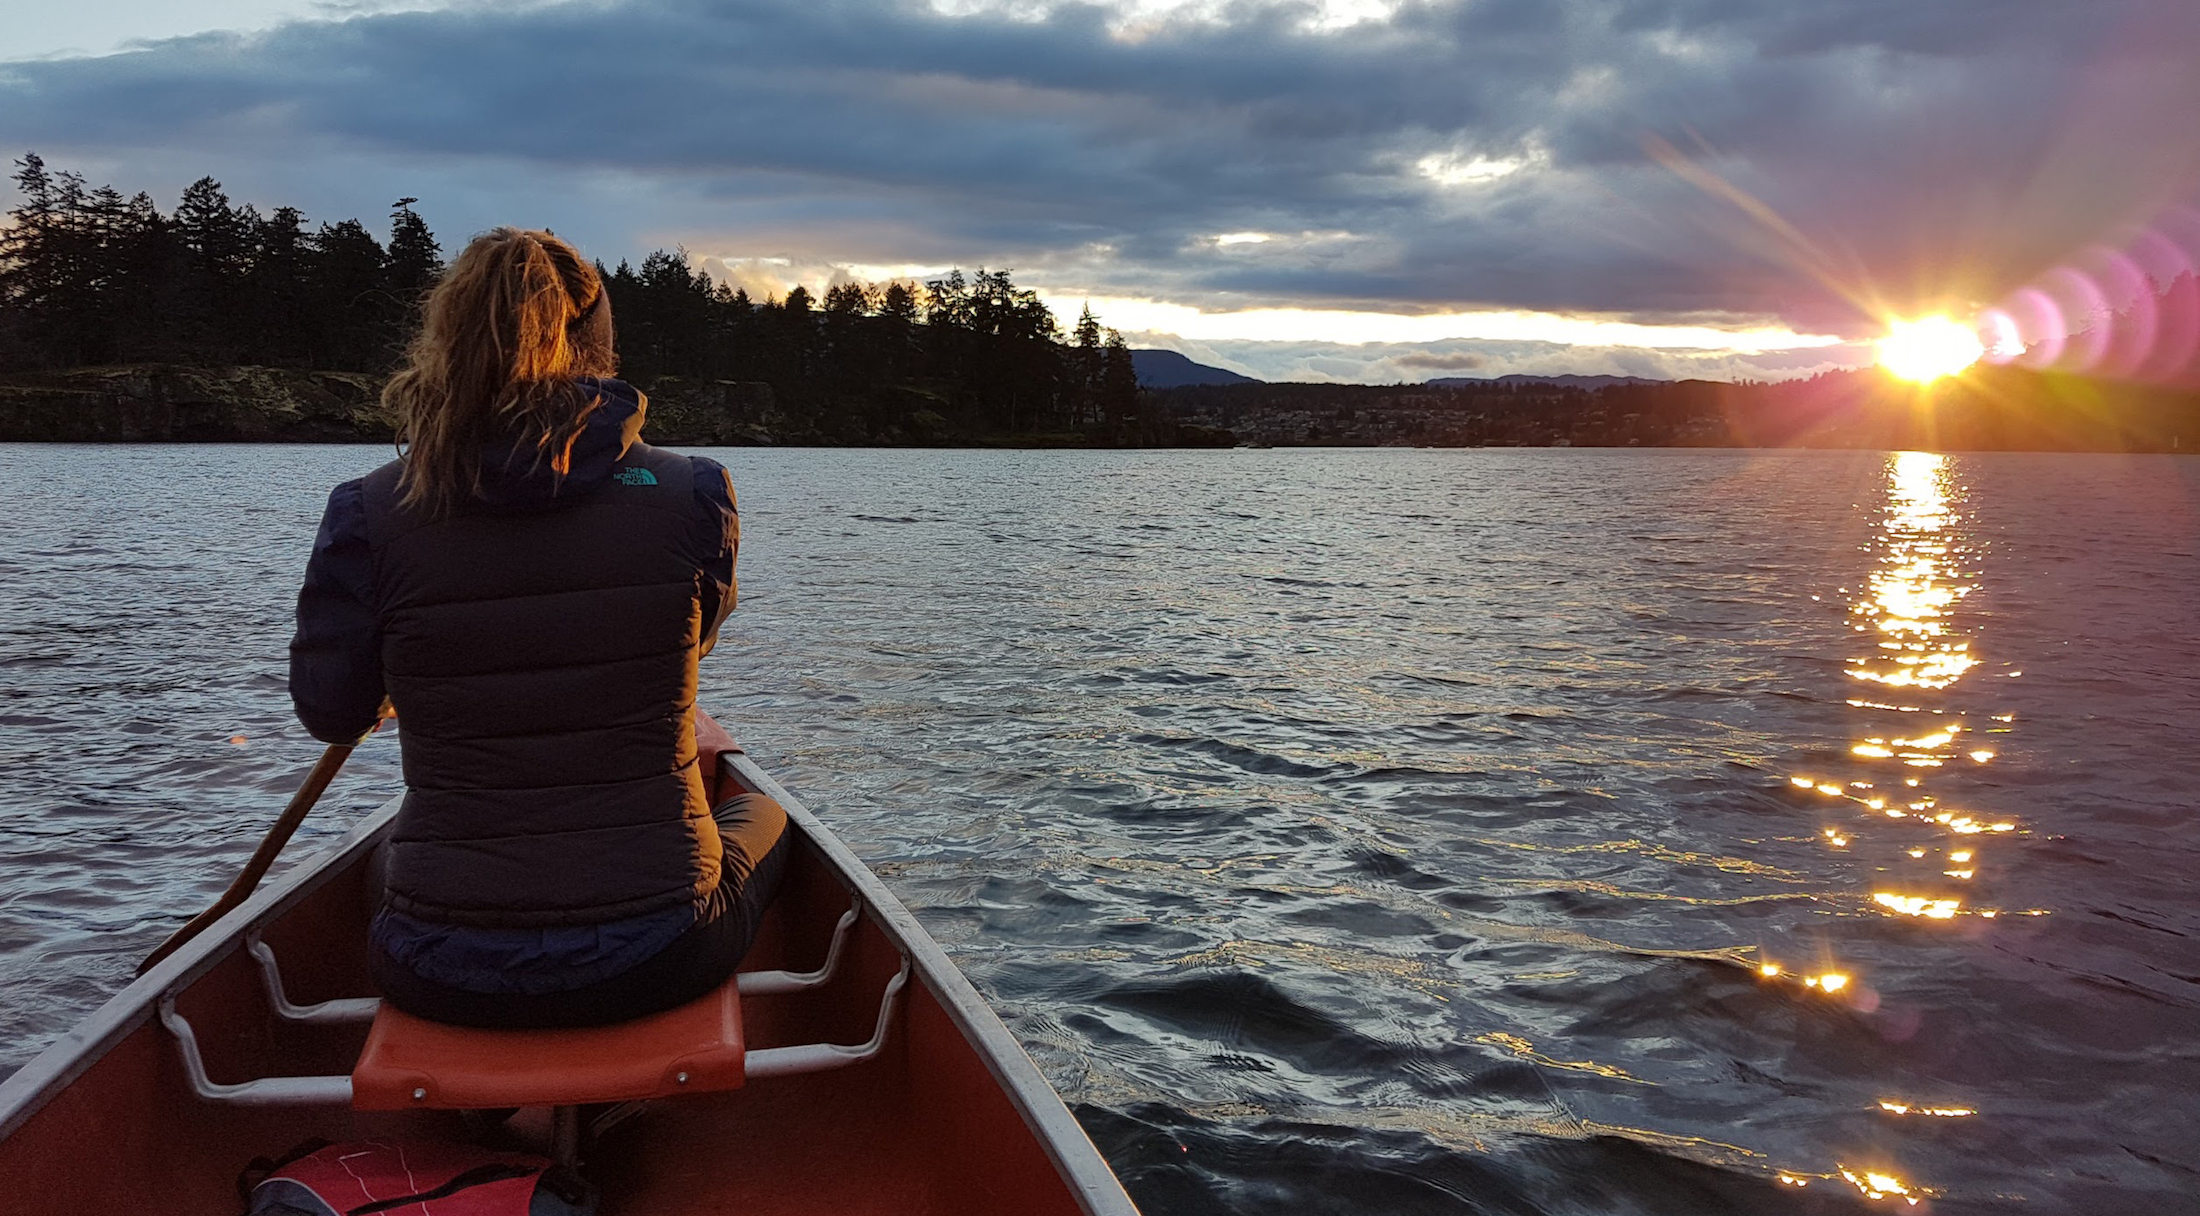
xmin=736 ymin=901 xmax=860 ymax=996
xmin=158 ymin=995 xmax=354 ymax=1106
xmin=247 ymin=932 xmax=381 ymax=1024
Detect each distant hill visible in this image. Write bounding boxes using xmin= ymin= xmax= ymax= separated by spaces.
xmin=1428 ymin=374 xmax=1663 ymax=390
xmin=1133 ymin=349 xmax=1258 ymax=388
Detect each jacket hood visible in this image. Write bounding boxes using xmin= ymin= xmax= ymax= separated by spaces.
xmin=475 ymin=377 xmax=646 ymax=509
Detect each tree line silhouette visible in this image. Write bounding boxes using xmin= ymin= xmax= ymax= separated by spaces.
xmin=0 ymin=154 xmax=1151 ymax=443
xmin=1158 ymin=362 xmax=2200 ymax=452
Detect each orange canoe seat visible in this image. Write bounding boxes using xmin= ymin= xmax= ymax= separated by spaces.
xmin=351 ymin=977 xmax=748 ymax=1110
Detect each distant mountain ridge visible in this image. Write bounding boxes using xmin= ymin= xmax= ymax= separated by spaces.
xmin=1427 ymin=374 xmax=1663 ymax=389
xmin=1132 ymin=349 xmax=1258 ymax=387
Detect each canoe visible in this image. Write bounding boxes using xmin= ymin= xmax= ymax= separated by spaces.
xmin=0 ymin=712 xmax=1139 ymax=1215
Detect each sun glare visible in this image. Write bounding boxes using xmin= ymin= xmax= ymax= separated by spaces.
xmin=1877 ymin=316 xmax=1985 ymax=383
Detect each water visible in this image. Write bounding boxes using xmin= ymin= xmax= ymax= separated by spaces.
xmin=3 ymin=445 xmax=2197 ymax=1213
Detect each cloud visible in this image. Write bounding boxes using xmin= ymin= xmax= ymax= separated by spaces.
xmin=2 ymin=0 xmax=2195 ymax=373
xmin=1129 ymin=334 xmax=1876 ymax=383
xmin=1394 ymin=351 xmax=1486 ymax=371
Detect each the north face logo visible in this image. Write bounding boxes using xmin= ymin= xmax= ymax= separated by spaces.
xmin=613 ymin=466 xmax=658 ymax=486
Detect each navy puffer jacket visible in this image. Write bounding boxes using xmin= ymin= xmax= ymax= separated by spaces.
xmin=289 ymin=378 xmax=738 ymax=936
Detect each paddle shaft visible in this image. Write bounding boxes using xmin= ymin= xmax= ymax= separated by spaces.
xmin=137 ymin=740 xmax=357 ymax=975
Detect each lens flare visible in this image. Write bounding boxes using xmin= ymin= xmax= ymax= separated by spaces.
xmin=1979 ymin=206 xmax=2200 ymax=384
xmin=1876 ymin=316 xmax=1984 ymax=382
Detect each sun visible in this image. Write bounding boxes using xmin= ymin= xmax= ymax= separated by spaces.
xmin=1877 ymin=316 xmax=1985 ymax=383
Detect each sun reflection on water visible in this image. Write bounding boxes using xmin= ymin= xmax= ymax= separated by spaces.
xmin=1759 ymin=452 xmax=2029 ymax=1194
xmin=1831 ymin=453 xmax=2018 ymax=866
xmin=1841 ymin=1167 xmax=1924 ymax=1204
xmin=1848 ymin=453 xmax=1977 ymax=692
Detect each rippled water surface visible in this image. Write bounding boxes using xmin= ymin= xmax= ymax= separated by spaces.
xmin=4 ymin=445 xmax=2199 ymax=1213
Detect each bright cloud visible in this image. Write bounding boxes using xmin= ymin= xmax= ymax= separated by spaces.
xmin=1416 ymin=152 xmax=1534 ymax=187
xmin=1041 ymin=295 xmax=1844 ymax=353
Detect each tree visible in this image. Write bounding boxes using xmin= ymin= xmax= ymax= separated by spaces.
xmin=879 ymin=281 xmax=918 ymax=324
xmin=610 ymin=247 xmax=714 ymax=381
xmin=307 ymin=218 xmax=389 ymax=369
xmin=246 ymin=206 xmax=313 ymax=365
xmin=385 ymin=198 xmax=443 ymax=306
xmin=1071 ymin=304 xmax=1103 ymax=427
xmin=1100 ymin=328 xmax=1139 ymax=437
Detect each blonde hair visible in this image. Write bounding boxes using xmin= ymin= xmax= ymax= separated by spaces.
xmin=385 ymin=227 xmax=617 ymax=516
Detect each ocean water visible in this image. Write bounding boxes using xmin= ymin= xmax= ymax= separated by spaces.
xmin=2 ymin=444 xmax=2197 ymax=1214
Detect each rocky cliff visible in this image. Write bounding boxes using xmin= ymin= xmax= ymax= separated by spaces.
xmin=0 ymin=366 xmax=393 ymax=442
xmin=632 ymin=376 xmax=796 ymax=445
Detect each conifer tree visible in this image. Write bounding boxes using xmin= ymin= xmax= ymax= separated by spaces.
xmin=385 ymin=199 xmax=443 ymax=303
xmin=308 ymin=219 xmax=389 ymax=369
xmin=1100 ymin=327 xmax=1139 ymax=437
xmin=879 ymin=281 xmax=918 ymax=324
xmin=1072 ymin=304 xmax=1103 ymax=427
xmin=248 ymin=206 xmax=313 ymax=365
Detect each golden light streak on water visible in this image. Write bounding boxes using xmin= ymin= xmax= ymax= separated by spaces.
xmin=1874 ymin=892 xmax=1962 ymax=918
xmin=1840 ymin=1167 xmax=1923 ymax=1204
xmin=1471 ymin=1032 xmax=1653 ymax=1084
xmin=1833 ymin=453 xmax=2016 ymax=897
xmin=1763 ymin=451 xmax=2040 ymax=1202
xmin=1848 ymin=454 xmax=1978 ymax=692
xmin=1879 ymin=1101 xmax=1978 ymax=1117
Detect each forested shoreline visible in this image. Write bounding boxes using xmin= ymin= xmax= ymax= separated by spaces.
xmin=1156 ymin=368 xmax=2200 ymax=452
xmin=0 ymin=155 xmax=1185 ymax=446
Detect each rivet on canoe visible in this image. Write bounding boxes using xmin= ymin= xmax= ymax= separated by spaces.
xmin=676 ymin=1072 xmax=689 ymax=1085
xmin=412 ymin=1088 xmax=426 ymax=1101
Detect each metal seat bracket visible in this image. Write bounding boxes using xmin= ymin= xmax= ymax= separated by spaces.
xmin=736 ymin=901 xmax=860 ymax=996
xmin=247 ymin=931 xmax=381 ymax=1023
xmin=160 ymin=995 xmax=353 ymax=1105
xmin=744 ymin=954 xmax=912 ymax=1079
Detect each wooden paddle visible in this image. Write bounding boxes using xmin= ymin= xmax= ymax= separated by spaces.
xmin=138 ymin=712 xmax=383 ymax=976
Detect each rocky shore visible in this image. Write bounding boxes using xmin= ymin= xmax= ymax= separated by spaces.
xmin=0 ymin=366 xmax=789 ymax=445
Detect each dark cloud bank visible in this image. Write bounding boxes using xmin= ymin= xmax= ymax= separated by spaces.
xmin=3 ymin=0 xmax=2196 ymax=380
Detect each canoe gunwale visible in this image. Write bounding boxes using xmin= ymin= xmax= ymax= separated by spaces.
xmin=0 ymin=792 xmax=405 ymax=1141
xmin=723 ymin=752 xmax=1139 ymax=1216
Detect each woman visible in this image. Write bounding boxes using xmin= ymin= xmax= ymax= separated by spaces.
xmin=288 ymin=227 xmax=784 ymax=1029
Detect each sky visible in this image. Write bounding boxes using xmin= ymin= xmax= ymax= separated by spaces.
xmin=4 ymin=0 xmax=2198 ymax=382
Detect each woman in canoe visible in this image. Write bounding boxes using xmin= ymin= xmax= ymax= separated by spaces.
xmin=287 ymin=227 xmax=784 ymax=1029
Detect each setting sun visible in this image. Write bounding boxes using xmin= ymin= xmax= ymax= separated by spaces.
xmin=1877 ymin=316 xmax=1986 ymax=383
